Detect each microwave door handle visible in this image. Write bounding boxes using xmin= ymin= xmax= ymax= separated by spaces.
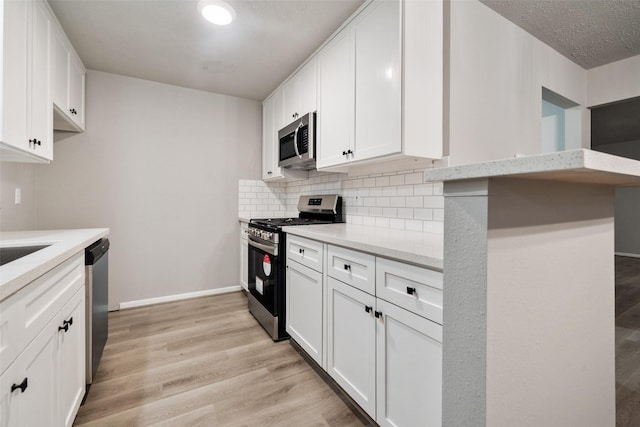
xmin=294 ymin=123 xmax=303 ymax=159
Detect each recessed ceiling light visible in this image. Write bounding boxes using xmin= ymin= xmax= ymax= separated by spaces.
xmin=198 ymin=0 xmax=236 ymax=26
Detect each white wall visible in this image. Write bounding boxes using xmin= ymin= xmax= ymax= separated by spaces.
xmin=587 ymin=55 xmax=640 ymax=107
xmin=0 ymin=162 xmax=38 ymax=230
xmin=35 ymin=71 xmax=262 ymax=309
xmin=448 ymin=0 xmax=589 ymax=166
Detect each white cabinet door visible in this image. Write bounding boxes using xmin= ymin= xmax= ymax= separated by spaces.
xmin=298 ymin=57 xmax=317 ymax=117
xmin=327 ymin=277 xmax=376 ymax=418
xmin=283 ymin=57 xmax=317 ymax=123
xmin=58 ymin=287 xmax=86 ymax=427
xmin=68 ymin=55 xmax=85 ymax=129
xmin=51 ymin=27 xmax=69 ymax=113
xmin=262 ymin=94 xmax=282 ymax=180
xmin=282 ymin=76 xmax=298 ymax=124
xmin=0 ymin=315 xmax=58 ymax=427
xmin=317 ymin=28 xmax=354 ymax=169
xmin=353 ymin=0 xmax=401 ymax=162
xmin=286 ymin=261 xmax=324 ymax=365
xmin=51 ymin=18 xmax=85 ymax=132
xmin=376 ymin=298 xmax=442 ymax=427
xmin=0 ymin=0 xmax=31 ymax=155
xmin=28 ymin=0 xmax=53 ymax=160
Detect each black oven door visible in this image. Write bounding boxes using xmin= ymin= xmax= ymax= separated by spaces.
xmin=248 ymin=237 xmax=279 ymax=316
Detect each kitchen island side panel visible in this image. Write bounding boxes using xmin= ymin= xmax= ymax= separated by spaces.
xmin=485 ymin=178 xmax=615 ymax=427
xmin=442 ymin=178 xmax=615 ymax=427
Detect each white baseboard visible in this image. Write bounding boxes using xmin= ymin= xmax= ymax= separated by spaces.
xmin=616 ymin=252 xmax=640 ymax=259
xmin=119 ymin=285 xmax=242 ymax=310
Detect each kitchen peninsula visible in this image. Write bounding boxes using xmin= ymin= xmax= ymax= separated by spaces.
xmin=424 ymin=149 xmax=640 ymax=427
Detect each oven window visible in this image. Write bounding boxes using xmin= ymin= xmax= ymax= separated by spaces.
xmin=248 ymin=243 xmax=279 ymax=315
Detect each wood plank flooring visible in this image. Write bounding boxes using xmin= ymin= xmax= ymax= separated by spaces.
xmin=616 ymin=256 xmax=640 ymax=427
xmin=74 ymin=292 xmax=368 ymax=426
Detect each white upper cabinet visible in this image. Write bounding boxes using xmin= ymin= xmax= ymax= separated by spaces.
xmin=262 ymin=89 xmax=308 ymax=182
xmin=262 ymin=93 xmax=281 ymax=180
xmin=1 ymin=0 xmax=87 ymax=163
xmin=51 ymin=21 xmax=85 ymax=132
xmin=0 ymin=0 xmax=53 ymax=162
xmin=353 ymin=0 xmax=401 ymax=162
xmin=317 ymin=28 xmax=355 ymax=169
xmin=316 ymin=0 xmax=443 ymax=172
xmin=264 ymin=0 xmax=443 ymax=176
xmin=282 ymin=57 xmax=318 ymax=124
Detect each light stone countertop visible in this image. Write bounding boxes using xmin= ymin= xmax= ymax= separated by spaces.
xmin=282 ymin=223 xmax=443 ymax=271
xmin=423 ymin=149 xmax=640 ymax=186
xmin=238 ymin=217 xmax=251 ymax=224
xmin=0 ymin=228 xmax=109 ymax=302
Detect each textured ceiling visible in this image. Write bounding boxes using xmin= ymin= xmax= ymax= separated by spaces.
xmin=481 ymin=0 xmax=640 ymax=69
xmin=48 ymin=0 xmax=364 ymax=101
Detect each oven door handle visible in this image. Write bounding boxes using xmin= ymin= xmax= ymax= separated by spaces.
xmin=248 ymin=236 xmax=278 ymax=256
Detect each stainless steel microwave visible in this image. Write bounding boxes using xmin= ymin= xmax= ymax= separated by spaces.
xmin=278 ymin=112 xmax=316 ymax=170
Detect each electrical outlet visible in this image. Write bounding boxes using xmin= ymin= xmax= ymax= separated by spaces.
xmin=15 ymin=188 xmax=21 ymax=205
xmin=353 ymin=190 xmax=363 ymax=207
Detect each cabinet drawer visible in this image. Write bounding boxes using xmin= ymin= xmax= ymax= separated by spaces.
xmin=287 ymin=235 xmax=324 ymax=273
xmin=0 ymin=253 xmax=84 ymax=375
xmin=240 ymin=222 xmax=248 ymax=241
xmin=327 ymin=245 xmax=375 ymax=295
xmin=376 ymin=257 xmax=443 ymax=324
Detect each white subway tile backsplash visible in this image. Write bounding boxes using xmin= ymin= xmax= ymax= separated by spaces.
xmin=389 ymin=175 xmax=404 ymax=186
xmin=389 ymin=218 xmax=405 ymax=230
xmin=414 ymin=184 xmax=434 ymax=196
xmin=414 ymin=208 xmax=434 ymax=221
xmin=389 ymin=197 xmax=405 ymax=207
xmin=375 ymin=176 xmax=390 ymax=187
xmin=238 ymin=165 xmax=444 ymax=232
xmin=405 ymin=172 xmax=423 ymax=185
xmin=406 ymin=196 xmax=423 ymax=208
xmin=397 ymin=185 xmax=414 ymax=196
xmin=376 ymin=197 xmax=390 ymax=207
xmin=424 ymin=196 xmax=444 ymax=209
xmin=383 ymin=208 xmax=397 ymax=218
xmin=397 ymin=208 xmax=413 ymax=219
xmin=382 ymin=187 xmax=397 ymax=197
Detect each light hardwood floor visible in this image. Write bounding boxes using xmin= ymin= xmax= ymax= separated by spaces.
xmin=74 ymin=292 xmax=368 ymax=426
xmin=615 ymin=256 xmax=640 ymax=427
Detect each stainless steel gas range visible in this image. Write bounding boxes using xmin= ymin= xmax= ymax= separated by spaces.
xmin=247 ymin=194 xmax=343 ymax=341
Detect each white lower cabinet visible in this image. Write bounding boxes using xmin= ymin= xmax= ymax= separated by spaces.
xmin=286 ymin=260 xmax=324 ymax=365
xmin=376 ymin=299 xmax=442 ymax=427
xmin=0 ymin=253 xmax=86 ymax=427
xmin=1 ymin=315 xmax=58 ymax=427
xmin=286 ymin=232 xmax=443 ymax=426
xmin=327 ymin=277 xmax=443 ymax=425
xmin=58 ymin=287 xmax=86 ymax=427
xmin=327 ymin=277 xmax=377 ymax=418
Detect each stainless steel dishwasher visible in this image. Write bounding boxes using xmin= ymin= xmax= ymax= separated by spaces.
xmin=85 ymin=238 xmax=109 ymax=386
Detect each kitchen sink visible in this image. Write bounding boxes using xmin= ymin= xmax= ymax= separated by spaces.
xmin=0 ymin=245 xmax=51 ymax=266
